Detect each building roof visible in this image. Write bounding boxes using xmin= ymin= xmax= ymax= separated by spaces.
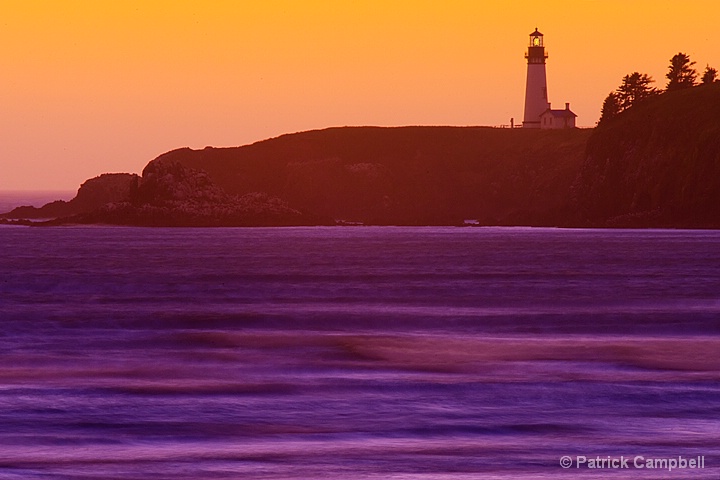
xmin=530 ymin=28 xmax=543 ymax=36
xmin=541 ymin=108 xmax=577 ymax=118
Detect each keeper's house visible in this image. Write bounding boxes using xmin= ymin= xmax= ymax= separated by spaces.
xmin=539 ymin=103 xmax=577 ymax=129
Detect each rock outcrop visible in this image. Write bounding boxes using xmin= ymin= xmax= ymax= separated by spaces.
xmin=2 ymin=153 xmax=328 ymax=226
xmin=40 ymin=161 xmax=327 ymax=226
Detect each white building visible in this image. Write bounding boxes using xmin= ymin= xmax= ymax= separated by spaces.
xmin=522 ymin=28 xmax=577 ymax=129
xmin=540 ymin=103 xmax=577 ymax=129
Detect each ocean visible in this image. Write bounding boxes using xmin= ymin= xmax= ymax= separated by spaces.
xmin=0 ymin=224 xmax=719 ymax=479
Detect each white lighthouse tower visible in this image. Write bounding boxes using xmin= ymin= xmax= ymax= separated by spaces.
xmin=522 ymin=28 xmax=549 ymax=128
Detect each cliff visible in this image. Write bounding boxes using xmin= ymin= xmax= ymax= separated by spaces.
xmin=575 ymin=82 xmax=720 ymax=227
xmin=147 ymin=127 xmax=590 ymax=226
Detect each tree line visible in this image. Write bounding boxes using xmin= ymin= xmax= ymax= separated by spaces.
xmin=599 ymin=53 xmax=717 ymax=124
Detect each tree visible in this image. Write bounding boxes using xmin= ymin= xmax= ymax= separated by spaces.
xmin=701 ymin=65 xmax=717 ymax=85
xmin=617 ymin=72 xmax=658 ymax=111
xmin=666 ymin=52 xmax=697 ymax=90
xmin=598 ymin=92 xmax=620 ymax=124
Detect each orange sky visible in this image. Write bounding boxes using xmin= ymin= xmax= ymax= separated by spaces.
xmin=1 ymin=0 xmax=718 ymax=190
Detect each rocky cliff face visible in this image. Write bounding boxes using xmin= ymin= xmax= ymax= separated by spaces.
xmin=575 ymin=82 xmax=720 ymax=227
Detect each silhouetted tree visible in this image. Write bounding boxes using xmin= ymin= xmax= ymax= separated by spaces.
xmin=666 ymin=52 xmax=697 ymax=90
xmin=617 ymin=72 xmax=658 ymax=111
xmin=598 ymin=92 xmax=620 ymax=124
xmin=701 ymin=65 xmax=717 ymax=85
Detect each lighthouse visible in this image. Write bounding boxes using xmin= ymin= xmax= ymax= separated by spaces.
xmin=522 ymin=28 xmax=549 ymax=128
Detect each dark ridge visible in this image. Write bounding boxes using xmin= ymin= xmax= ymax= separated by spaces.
xmin=145 ymin=126 xmax=590 ymax=226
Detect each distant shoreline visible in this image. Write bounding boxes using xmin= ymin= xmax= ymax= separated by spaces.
xmin=0 ymin=191 xmax=75 ymax=213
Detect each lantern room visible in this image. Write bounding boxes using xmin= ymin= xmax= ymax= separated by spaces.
xmin=529 ymin=28 xmax=543 ymax=47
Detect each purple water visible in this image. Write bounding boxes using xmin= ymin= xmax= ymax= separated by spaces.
xmin=1 ymin=225 xmax=719 ymax=479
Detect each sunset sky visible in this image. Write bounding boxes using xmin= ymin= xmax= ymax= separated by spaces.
xmin=1 ymin=0 xmax=718 ymax=191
